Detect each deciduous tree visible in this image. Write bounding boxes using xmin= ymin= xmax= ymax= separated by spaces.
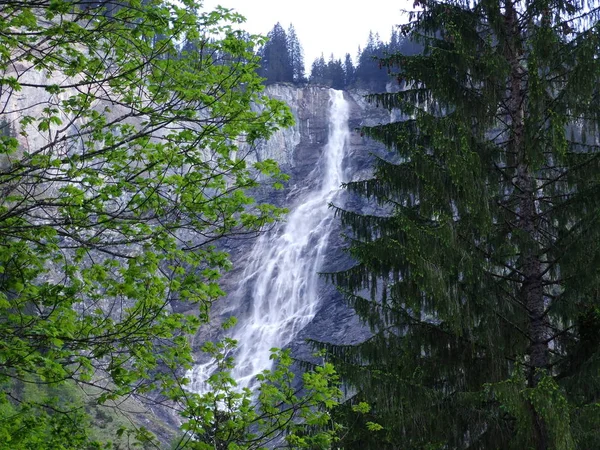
xmin=0 ymin=0 xmax=340 ymax=446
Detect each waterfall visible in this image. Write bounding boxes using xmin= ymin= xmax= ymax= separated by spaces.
xmin=189 ymin=89 xmax=350 ymax=392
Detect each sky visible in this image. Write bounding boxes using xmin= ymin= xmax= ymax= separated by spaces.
xmin=202 ymin=0 xmax=412 ymax=69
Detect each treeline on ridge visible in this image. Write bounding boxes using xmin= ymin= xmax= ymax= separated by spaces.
xmin=256 ymin=23 xmax=422 ymax=90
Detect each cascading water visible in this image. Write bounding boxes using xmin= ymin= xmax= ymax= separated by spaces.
xmin=188 ymin=89 xmax=350 ymax=392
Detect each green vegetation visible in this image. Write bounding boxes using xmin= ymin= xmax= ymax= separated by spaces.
xmin=0 ymin=376 xmax=172 ymax=448
xmin=257 ymin=23 xmax=306 ymax=85
xmin=0 ymin=0 xmax=339 ymax=448
xmin=308 ymin=30 xmax=421 ymax=91
xmin=174 ymin=332 xmax=341 ymax=449
xmin=9 ymin=0 xmax=600 ymax=447
xmin=325 ymin=0 xmax=600 ymax=448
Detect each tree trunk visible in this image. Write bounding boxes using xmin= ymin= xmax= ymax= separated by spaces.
xmin=505 ymin=1 xmax=549 ymax=448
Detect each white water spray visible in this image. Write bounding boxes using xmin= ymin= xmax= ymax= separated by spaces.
xmin=188 ymin=89 xmax=350 ymax=392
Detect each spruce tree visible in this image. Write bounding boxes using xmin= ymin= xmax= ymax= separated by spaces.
xmin=258 ymin=23 xmax=293 ymax=83
xmin=388 ymin=28 xmax=400 ymax=54
xmin=354 ymin=30 xmax=389 ymax=91
xmin=287 ymin=23 xmax=306 ymax=83
xmin=325 ymin=0 xmax=600 ymax=448
xmin=343 ymin=53 xmax=356 ymax=88
xmin=309 ymin=54 xmax=328 ymax=85
xmin=327 ymin=55 xmax=346 ymax=90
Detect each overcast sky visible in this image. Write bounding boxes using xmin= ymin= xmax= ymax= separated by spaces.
xmin=202 ymin=0 xmax=412 ymax=69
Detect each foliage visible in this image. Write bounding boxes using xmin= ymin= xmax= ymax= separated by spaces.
xmin=309 ymin=54 xmax=345 ymax=89
xmin=287 ymin=24 xmax=306 ymax=84
xmin=322 ymin=0 xmax=600 ymax=448
xmin=343 ymin=54 xmax=356 ymax=89
xmin=309 ymin=54 xmax=327 ymax=85
xmin=308 ymin=29 xmax=421 ymax=90
xmin=258 ymin=23 xmax=290 ymax=85
xmin=257 ymin=22 xmax=306 ymax=85
xmin=0 ymin=375 xmax=167 ymax=449
xmin=0 ymin=377 xmax=98 ymax=449
xmin=173 ymin=339 xmax=341 ymax=450
xmin=0 ymin=0 xmax=331 ymax=446
xmin=353 ymin=31 xmax=389 ymax=91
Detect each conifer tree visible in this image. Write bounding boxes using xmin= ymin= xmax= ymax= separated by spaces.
xmin=343 ymin=53 xmax=356 ymax=88
xmin=287 ymin=23 xmax=306 ymax=83
xmin=325 ymin=0 xmax=600 ymax=448
xmin=354 ymin=30 xmax=389 ymax=91
xmin=327 ymin=55 xmax=346 ymax=90
xmin=258 ymin=23 xmax=293 ymax=84
xmin=388 ymin=28 xmax=400 ymax=54
xmin=309 ymin=54 xmax=328 ymax=85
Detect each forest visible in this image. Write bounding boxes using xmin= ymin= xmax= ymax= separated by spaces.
xmin=1 ymin=0 xmax=600 ymax=449
xmin=256 ymin=22 xmax=422 ymax=91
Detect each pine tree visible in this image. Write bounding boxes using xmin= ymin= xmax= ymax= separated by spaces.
xmin=327 ymin=55 xmax=345 ymax=90
xmin=309 ymin=54 xmax=327 ymax=85
xmin=354 ymin=30 xmax=389 ymax=91
xmin=388 ymin=28 xmax=400 ymax=54
xmin=343 ymin=53 xmax=355 ymax=88
xmin=324 ymin=0 xmax=600 ymax=448
xmin=287 ymin=23 xmax=306 ymax=83
xmin=258 ymin=22 xmax=293 ymax=84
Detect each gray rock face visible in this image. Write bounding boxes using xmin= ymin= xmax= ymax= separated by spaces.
xmin=252 ymin=84 xmax=338 ymax=177
xmin=247 ymin=84 xmax=392 ymax=180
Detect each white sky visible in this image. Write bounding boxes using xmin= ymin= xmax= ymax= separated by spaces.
xmin=202 ymin=0 xmax=412 ymax=69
